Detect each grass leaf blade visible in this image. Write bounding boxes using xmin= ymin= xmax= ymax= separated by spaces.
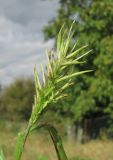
xmin=31 ymin=124 xmax=68 ymax=160
xmin=75 ymin=50 xmax=92 ymax=61
xmin=57 ymin=70 xmax=93 ymax=83
xmin=67 ymin=45 xmax=88 ymax=59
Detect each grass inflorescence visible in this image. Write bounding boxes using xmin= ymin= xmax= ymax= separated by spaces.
xmin=0 ymin=22 xmax=92 ymax=160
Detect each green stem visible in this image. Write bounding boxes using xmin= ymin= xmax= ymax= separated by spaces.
xmin=48 ymin=126 xmax=68 ymax=160
xmin=14 ymin=124 xmax=31 ymax=160
xmin=34 ymin=124 xmax=68 ymax=160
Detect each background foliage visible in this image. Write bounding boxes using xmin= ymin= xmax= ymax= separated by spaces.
xmin=0 ymin=78 xmax=35 ymax=121
xmin=43 ymin=0 xmax=113 ymax=136
xmin=0 ymin=0 xmax=113 ymax=139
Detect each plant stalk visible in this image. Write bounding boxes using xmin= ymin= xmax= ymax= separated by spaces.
xmin=14 ymin=124 xmax=32 ymax=160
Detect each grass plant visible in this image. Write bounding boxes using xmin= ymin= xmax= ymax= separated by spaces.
xmin=0 ymin=22 xmax=92 ymax=160
xmin=1 ymin=128 xmax=113 ymax=160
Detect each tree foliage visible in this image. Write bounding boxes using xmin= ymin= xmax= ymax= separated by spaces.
xmin=0 ymin=78 xmax=35 ymax=120
xmin=43 ymin=0 xmax=113 ymax=124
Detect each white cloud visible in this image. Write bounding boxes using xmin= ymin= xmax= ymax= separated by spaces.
xmin=0 ymin=0 xmax=58 ymax=86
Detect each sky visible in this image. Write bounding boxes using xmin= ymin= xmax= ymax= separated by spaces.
xmin=0 ymin=0 xmax=59 ymax=86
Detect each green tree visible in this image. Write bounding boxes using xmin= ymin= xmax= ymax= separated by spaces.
xmin=0 ymin=78 xmax=35 ymax=121
xmin=43 ymin=0 xmax=113 ymax=138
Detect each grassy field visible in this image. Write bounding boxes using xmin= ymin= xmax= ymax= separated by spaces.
xmin=0 ymin=122 xmax=113 ymax=160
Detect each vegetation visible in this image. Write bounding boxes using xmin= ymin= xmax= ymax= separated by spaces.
xmin=0 ymin=78 xmax=35 ymax=121
xmin=0 ymin=23 xmax=91 ymax=160
xmin=43 ymin=0 xmax=113 ymax=135
xmin=0 ymin=0 xmax=113 ymax=140
xmin=0 ymin=125 xmax=113 ymax=160
xmin=0 ymin=0 xmax=113 ymax=159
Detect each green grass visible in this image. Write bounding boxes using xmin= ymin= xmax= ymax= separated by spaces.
xmin=1 ymin=123 xmax=113 ymax=160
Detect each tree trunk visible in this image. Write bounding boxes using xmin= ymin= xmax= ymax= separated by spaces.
xmin=67 ymin=123 xmax=75 ymax=142
xmin=76 ymin=123 xmax=83 ymax=144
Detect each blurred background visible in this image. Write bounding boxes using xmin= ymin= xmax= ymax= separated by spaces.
xmin=0 ymin=0 xmax=113 ymax=160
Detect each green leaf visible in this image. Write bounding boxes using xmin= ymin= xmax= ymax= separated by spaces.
xmin=75 ymin=50 xmax=92 ymax=61
xmin=55 ymin=81 xmax=73 ymax=96
xmin=66 ymin=45 xmax=88 ymax=59
xmin=14 ymin=132 xmax=25 ymax=160
xmin=34 ymin=66 xmax=41 ymax=95
xmin=62 ymin=60 xmax=85 ymax=66
xmin=46 ymin=49 xmax=53 ymax=75
xmin=57 ymin=24 xmax=65 ymax=59
xmin=70 ymin=40 xmax=78 ymax=53
xmin=55 ymin=94 xmax=68 ymax=102
xmin=31 ymin=124 xmax=68 ymax=160
xmin=0 ymin=150 xmax=5 ymax=160
xmin=40 ymin=63 xmax=46 ymax=85
xmin=57 ymin=70 xmax=93 ymax=83
xmin=14 ymin=126 xmax=31 ymax=160
xmin=63 ymin=22 xmax=75 ymax=56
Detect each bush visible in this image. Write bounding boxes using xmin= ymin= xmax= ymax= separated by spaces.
xmin=0 ymin=78 xmax=35 ymax=121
